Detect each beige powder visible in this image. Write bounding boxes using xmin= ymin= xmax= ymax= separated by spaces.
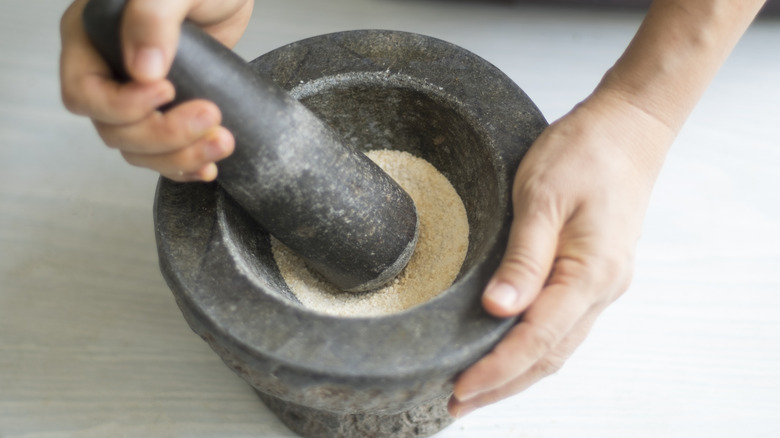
xmin=271 ymin=149 xmax=469 ymax=317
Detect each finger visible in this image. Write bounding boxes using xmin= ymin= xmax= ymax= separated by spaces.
xmin=172 ymin=163 xmax=220 ymax=183
xmin=66 ymin=76 xmax=175 ymax=124
xmin=60 ymin=0 xmax=175 ymax=123
xmin=449 ymin=309 xmax=602 ymax=418
xmin=453 ymin=259 xmax=595 ymax=402
xmin=94 ymin=99 xmax=221 ymax=154
xmin=121 ymin=0 xmax=194 ymax=82
xmin=121 ymin=126 xmax=234 ymax=180
xmin=482 ymin=195 xmax=560 ymax=318
xmin=186 ymin=0 xmax=255 ymax=48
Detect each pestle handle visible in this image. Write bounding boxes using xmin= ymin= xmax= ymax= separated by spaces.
xmin=82 ymin=0 xmax=419 ymax=292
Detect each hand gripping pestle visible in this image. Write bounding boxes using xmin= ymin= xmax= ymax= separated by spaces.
xmin=82 ymin=0 xmax=419 ymax=293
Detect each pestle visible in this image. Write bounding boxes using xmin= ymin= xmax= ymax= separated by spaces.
xmin=82 ymin=0 xmax=419 ymax=292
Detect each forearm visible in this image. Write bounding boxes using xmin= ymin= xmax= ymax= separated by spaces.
xmin=452 ymin=0 xmax=769 ymax=415
xmin=593 ymin=0 xmax=766 ymax=135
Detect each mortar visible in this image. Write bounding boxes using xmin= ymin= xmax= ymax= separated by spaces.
xmin=155 ymin=30 xmax=547 ymax=437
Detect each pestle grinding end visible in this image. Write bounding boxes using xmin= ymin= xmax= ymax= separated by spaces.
xmin=342 ymin=212 xmax=420 ymax=293
xmin=263 ymin=137 xmax=422 ymax=293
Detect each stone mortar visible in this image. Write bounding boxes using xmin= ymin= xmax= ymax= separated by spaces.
xmin=154 ymin=30 xmax=548 ymax=437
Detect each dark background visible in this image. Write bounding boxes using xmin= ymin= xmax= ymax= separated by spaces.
xmin=477 ymin=0 xmax=780 ymax=15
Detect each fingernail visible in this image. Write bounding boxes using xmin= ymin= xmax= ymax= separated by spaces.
xmin=453 ymin=387 xmax=480 ymax=403
xmin=134 ymin=47 xmax=166 ymax=80
xmin=453 ymin=405 xmax=477 ymax=419
xmin=196 ymin=163 xmax=218 ymax=182
xmin=152 ymin=83 xmax=175 ymax=107
xmin=484 ymin=282 xmax=519 ymax=310
xmin=204 ymin=134 xmax=230 ymax=161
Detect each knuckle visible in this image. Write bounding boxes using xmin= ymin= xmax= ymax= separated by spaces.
xmin=167 ymin=145 xmax=202 ymax=172
xmin=94 ymin=126 xmax=121 ymax=150
xmin=609 ymin=259 xmax=633 ymax=293
xmin=59 ymin=0 xmax=81 ymax=36
xmin=60 ymin=88 xmax=84 ymax=115
xmin=502 ymin=249 xmax=547 ymax=283
xmin=591 ymin=250 xmax=635 ymax=301
xmin=59 ymin=6 xmax=71 ymax=34
xmin=513 ymin=181 xmax=564 ymax=231
xmin=94 ymin=117 xmax=150 ymax=151
xmin=536 ymin=354 xmax=566 ymax=378
xmin=549 ymin=256 xmax=587 ymax=287
xmin=125 ymin=1 xmax=170 ymax=27
xmin=119 ymin=150 xmax=143 ymax=168
xmin=113 ymin=102 xmax=152 ymax=126
xmin=514 ymin=177 xmax=556 ymax=210
xmin=527 ymin=322 xmax=559 ymax=356
xmin=552 ymin=244 xmax=636 ymax=303
xmin=60 ymin=75 xmax=92 ymax=116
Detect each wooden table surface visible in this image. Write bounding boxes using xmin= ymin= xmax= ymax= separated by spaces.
xmin=1 ymin=1 xmax=778 ymax=437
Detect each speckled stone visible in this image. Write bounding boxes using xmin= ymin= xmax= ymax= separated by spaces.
xmin=154 ymin=30 xmax=548 ymax=438
xmin=257 ymin=391 xmax=454 ymax=438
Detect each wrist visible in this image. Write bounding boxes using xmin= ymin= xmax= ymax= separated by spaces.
xmin=572 ymin=87 xmax=676 ymax=178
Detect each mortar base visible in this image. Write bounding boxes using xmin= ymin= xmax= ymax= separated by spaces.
xmin=256 ymin=390 xmax=455 ymax=438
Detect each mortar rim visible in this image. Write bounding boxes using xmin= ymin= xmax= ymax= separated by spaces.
xmin=155 ymin=29 xmax=548 ymax=383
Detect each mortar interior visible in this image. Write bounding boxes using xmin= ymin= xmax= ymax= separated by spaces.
xmin=219 ymin=73 xmax=503 ymax=311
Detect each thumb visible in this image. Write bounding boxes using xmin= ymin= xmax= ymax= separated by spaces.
xmin=120 ymin=0 xmax=193 ymax=82
xmin=483 ymin=207 xmax=560 ymax=318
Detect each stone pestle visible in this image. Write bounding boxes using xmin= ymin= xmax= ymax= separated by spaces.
xmin=81 ymin=0 xmax=419 ymax=292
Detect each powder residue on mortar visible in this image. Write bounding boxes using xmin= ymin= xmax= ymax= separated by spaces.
xmin=271 ymin=149 xmax=469 ymax=317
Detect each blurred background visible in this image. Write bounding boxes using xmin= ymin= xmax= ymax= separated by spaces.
xmin=494 ymin=0 xmax=780 ymax=14
xmin=1 ymin=1 xmax=778 ymax=437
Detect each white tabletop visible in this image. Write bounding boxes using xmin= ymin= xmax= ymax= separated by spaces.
xmin=1 ymin=1 xmax=778 ymax=437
